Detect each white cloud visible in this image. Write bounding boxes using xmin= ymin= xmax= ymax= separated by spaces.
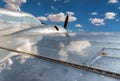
xmin=0 ymin=58 xmax=13 ymax=72
xmin=51 ymin=5 xmax=57 ymax=10
xmin=90 ymin=18 xmax=105 ymax=26
xmin=66 ymin=11 xmax=75 ymax=15
xmin=53 ymin=0 xmax=57 ymax=2
xmin=48 ymin=12 xmax=77 ymax=22
xmin=69 ymin=15 xmax=77 ymax=22
xmin=64 ymin=0 xmax=70 ymax=3
xmin=75 ymin=24 xmax=82 ymax=27
xmin=58 ymin=40 xmax=91 ymax=60
xmin=67 ymin=40 xmax=91 ymax=54
xmin=105 ymin=12 xmax=117 ymax=19
xmin=3 ymin=0 xmax=27 ymax=11
xmin=91 ymin=12 xmax=98 ymax=15
xmin=48 ymin=13 xmax=65 ymax=22
xmin=59 ymin=43 xmax=68 ymax=61
xmin=37 ymin=16 xmax=48 ymax=21
xmin=108 ymin=0 xmax=118 ymax=3
xmin=37 ymin=2 xmax=40 ymax=6
xmin=116 ymin=19 xmax=119 ymax=22
xmin=118 ymin=7 xmax=120 ymax=9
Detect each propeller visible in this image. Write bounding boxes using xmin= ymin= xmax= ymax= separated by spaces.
xmin=63 ymin=15 xmax=69 ymax=29
xmin=64 ymin=15 xmax=70 ymax=37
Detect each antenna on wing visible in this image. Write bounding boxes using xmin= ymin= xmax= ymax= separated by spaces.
xmin=63 ymin=15 xmax=69 ymax=29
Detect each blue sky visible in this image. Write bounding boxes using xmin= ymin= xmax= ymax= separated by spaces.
xmin=0 ymin=0 xmax=120 ymax=32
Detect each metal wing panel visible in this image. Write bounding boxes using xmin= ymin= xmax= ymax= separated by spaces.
xmin=0 ymin=49 xmax=119 ymax=81
xmin=0 ymin=32 xmax=120 ymax=80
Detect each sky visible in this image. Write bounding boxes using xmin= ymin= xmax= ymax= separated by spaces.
xmin=0 ymin=0 xmax=120 ymax=32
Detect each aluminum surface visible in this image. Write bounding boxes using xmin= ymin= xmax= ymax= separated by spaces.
xmin=0 ymin=32 xmax=120 ymax=80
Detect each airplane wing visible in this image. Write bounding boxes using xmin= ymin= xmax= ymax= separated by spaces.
xmin=0 ymin=32 xmax=120 ymax=81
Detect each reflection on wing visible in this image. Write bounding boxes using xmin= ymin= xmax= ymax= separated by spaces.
xmin=0 ymin=32 xmax=120 ymax=81
xmin=0 ymin=46 xmax=120 ymax=79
